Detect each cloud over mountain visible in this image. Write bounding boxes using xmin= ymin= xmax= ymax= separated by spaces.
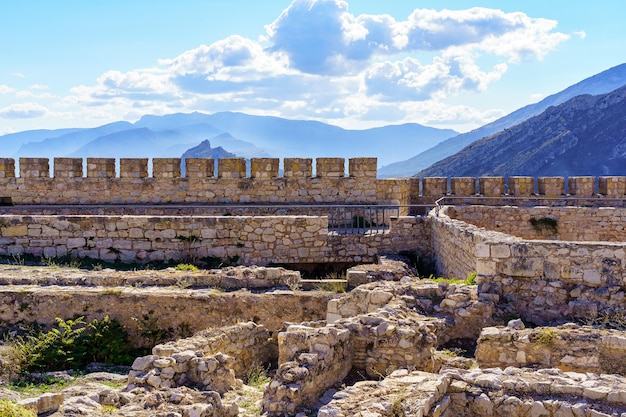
xmin=6 ymin=0 xmax=571 ymax=130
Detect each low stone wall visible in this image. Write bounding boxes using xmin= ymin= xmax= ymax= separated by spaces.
xmin=263 ymin=324 xmax=352 ymax=416
xmin=476 ymin=323 xmax=626 ymax=375
xmin=0 ymin=264 xmax=300 ymax=290
xmin=0 ymin=285 xmax=333 ymax=347
xmin=449 ymin=205 xmax=626 ymax=241
xmin=129 ymin=351 xmax=238 ymax=394
xmin=151 ymin=322 xmax=275 ymax=378
xmin=0 ymin=214 xmax=432 ymax=266
xmin=128 ymin=322 xmax=273 ymax=393
xmin=434 ymin=206 xmax=626 ymax=324
xmin=327 ymin=279 xmax=496 ymax=344
xmin=318 ymin=370 xmax=450 ymax=417
xmin=319 ymin=368 xmax=626 ymax=417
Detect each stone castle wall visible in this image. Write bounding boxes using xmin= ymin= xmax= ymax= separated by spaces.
xmin=0 ymin=214 xmax=431 ymax=266
xmin=1 ymin=157 xmax=626 ymax=206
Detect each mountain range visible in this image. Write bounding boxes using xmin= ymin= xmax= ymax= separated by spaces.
xmin=379 ymin=63 xmax=626 ymax=177
xmin=0 ymin=112 xmax=457 ymax=168
xmin=2 ymin=63 xmax=625 ymax=178
xmin=418 ymin=84 xmax=626 ymax=177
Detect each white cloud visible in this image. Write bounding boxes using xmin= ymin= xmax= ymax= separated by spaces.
xmin=0 ymin=102 xmax=49 ymax=119
xmin=574 ymin=31 xmax=587 ymax=39
xmin=40 ymin=0 xmax=569 ymax=131
xmin=0 ymin=85 xmax=15 ymax=94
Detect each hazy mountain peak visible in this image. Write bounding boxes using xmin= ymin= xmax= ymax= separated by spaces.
xmin=379 ymin=62 xmax=626 ymax=178
xmin=418 ymin=84 xmax=626 ymax=177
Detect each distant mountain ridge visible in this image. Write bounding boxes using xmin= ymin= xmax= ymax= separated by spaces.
xmin=0 ymin=112 xmax=458 ymax=167
xmin=417 ymin=85 xmax=626 ymax=177
xmin=379 ymin=63 xmax=626 ymax=177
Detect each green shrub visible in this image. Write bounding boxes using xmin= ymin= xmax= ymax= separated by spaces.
xmin=174 ymin=263 xmax=198 ymax=271
xmin=0 ymin=399 xmax=36 ymax=417
xmin=9 ymin=315 xmax=136 ymax=374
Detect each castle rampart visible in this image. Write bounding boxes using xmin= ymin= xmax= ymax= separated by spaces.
xmin=0 ymin=157 xmax=625 ymax=206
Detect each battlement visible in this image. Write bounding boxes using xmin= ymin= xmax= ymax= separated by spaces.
xmin=0 ymin=157 xmax=625 ymax=206
xmin=1 ymin=157 xmax=378 ymax=179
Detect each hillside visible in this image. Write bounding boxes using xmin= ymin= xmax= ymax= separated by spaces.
xmin=417 ymin=85 xmax=626 ymax=177
xmin=379 ymin=63 xmax=626 ymax=177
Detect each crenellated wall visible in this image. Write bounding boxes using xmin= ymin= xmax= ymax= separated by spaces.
xmin=1 ymin=157 xmax=625 ymax=205
xmin=0 ymin=157 xmax=400 ymax=205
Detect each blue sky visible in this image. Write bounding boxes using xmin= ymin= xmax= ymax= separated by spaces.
xmin=1 ymin=0 xmax=624 ymax=135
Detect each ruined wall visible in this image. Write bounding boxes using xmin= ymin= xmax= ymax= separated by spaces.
xmin=0 ymin=214 xmax=431 ymax=266
xmin=263 ymin=324 xmax=353 ymax=416
xmin=434 ymin=206 xmax=626 ymax=324
xmin=476 ymin=323 xmax=626 ymax=375
xmin=0 ymin=286 xmax=332 ymax=347
xmin=319 ymin=367 xmax=626 ymax=417
xmin=128 ymin=322 xmax=274 ymax=393
xmin=449 ymin=205 xmax=626 ymax=241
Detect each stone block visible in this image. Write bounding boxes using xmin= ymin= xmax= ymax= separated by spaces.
xmin=218 ymin=158 xmax=246 ymax=178
xmin=450 ymin=177 xmax=476 ymax=196
xmin=508 ymin=176 xmax=535 ymax=196
xmin=0 ymin=158 xmax=16 ymax=178
xmin=185 ymin=158 xmax=214 ymax=178
xmin=120 ymin=158 xmax=148 ymax=178
xmin=348 ymin=157 xmax=377 ymax=178
xmin=251 ymin=158 xmax=279 ymax=179
xmin=284 ymin=158 xmax=312 ymax=178
xmin=422 ymin=177 xmax=447 ymax=197
xmin=53 ymin=157 xmax=83 ymax=178
xmin=567 ymin=176 xmax=595 ymax=197
xmin=538 ymin=177 xmax=565 ymax=197
xmin=598 ymin=176 xmax=626 ymax=197
xmin=153 ymin=158 xmax=182 ymax=178
xmin=87 ymin=158 xmax=116 ymax=178
xmin=316 ymin=158 xmax=345 ymax=178
xmin=19 ymin=157 xmax=50 ymax=178
xmin=479 ymin=177 xmax=505 ymax=197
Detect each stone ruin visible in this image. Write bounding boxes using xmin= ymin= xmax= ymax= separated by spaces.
xmin=0 ymin=156 xmax=625 ymax=416
xmin=8 ymin=264 xmax=626 ymax=417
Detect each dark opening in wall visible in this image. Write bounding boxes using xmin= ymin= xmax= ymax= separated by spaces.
xmin=0 ymin=197 xmax=13 ymax=206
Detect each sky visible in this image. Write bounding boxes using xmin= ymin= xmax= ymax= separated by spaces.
xmin=1 ymin=0 xmax=625 ymax=136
